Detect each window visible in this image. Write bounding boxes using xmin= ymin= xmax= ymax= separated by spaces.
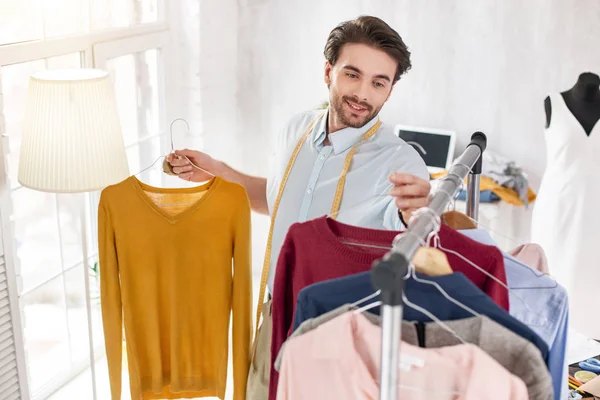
xmin=91 ymin=0 xmax=159 ymax=30
xmin=0 ymin=1 xmax=170 ymax=398
xmin=0 ymin=0 xmax=161 ymax=45
xmin=0 ymin=2 xmax=44 ymax=45
xmin=93 ymin=33 xmax=171 ymax=195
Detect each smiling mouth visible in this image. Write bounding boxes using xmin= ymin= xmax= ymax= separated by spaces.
xmin=346 ymin=100 xmax=369 ymax=113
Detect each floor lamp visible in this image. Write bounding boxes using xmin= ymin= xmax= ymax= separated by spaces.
xmin=17 ymin=69 xmax=129 ymax=399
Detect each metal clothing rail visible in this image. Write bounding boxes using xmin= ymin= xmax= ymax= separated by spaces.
xmin=371 ymin=132 xmax=487 ymax=400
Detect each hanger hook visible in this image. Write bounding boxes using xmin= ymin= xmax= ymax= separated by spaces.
xmin=169 ymin=118 xmax=190 ymax=152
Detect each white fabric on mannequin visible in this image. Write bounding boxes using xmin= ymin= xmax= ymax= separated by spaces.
xmin=531 ymin=92 xmax=600 ymax=339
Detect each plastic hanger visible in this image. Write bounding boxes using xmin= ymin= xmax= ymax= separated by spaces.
xmin=400 ymin=291 xmax=468 ymax=345
xmin=326 ymin=167 xmax=463 ymax=222
xmin=327 ymin=162 xmax=464 ymax=221
xmin=443 ymin=206 xmax=558 ymax=290
xmin=352 ymin=276 xmax=469 ymax=345
xmin=413 ymin=208 xmax=549 ymax=328
xmin=348 ymin=312 xmax=463 ymax=396
xmin=390 ymin=230 xmax=481 ymax=318
xmin=408 ymin=263 xmax=480 ymax=318
xmin=331 ymin=171 xmax=554 ymax=290
xmin=352 ymin=253 xmax=470 ymax=345
xmin=350 ymin=262 xmax=410 ymax=314
xmin=435 ymin=168 xmax=558 ymax=289
xmin=342 ymin=237 xmax=452 ymax=277
xmin=135 ymin=118 xmax=215 ymax=178
xmin=353 ymin=300 xmax=468 ymax=397
xmin=350 ymin=289 xmax=381 ymax=309
xmin=340 ymin=223 xmax=453 ymax=277
xmin=135 ymin=155 xmax=167 ymax=176
xmin=341 ymin=241 xmax=389 ymax=250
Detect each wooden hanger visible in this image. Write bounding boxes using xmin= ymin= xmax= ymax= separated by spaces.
xmin=341 ymin=241 xmax=452 ymax=276
xmin=441 ymin=210 xmax=477 ymax=230
xmin=412 ymin=247 xmax=453 ymax=276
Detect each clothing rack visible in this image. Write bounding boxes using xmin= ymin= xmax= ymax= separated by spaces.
xmin=465 ymin=138 xmax=484 ymax=222
xmin=372 ymin=132 xmax=487 ymax=400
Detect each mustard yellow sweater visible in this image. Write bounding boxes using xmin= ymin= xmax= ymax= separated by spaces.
xmin=98 ymin=176 xmax=252 ymax=400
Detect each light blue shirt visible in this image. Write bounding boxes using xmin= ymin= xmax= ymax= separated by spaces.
xmin=266 ymin=108 xmax=428 ymax=291
xmin=459 ymin=229 xmax=569 ymax=400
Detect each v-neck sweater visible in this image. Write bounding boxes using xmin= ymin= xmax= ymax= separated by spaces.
xmin=98 ymin=176 xmax=252 ymax=400
xmin=269 ymin=216 xmax=508 ymax=400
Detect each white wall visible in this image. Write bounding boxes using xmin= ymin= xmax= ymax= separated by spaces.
xmin=171 ymin=0 xmax=600 ymax=243
xmin=235 ymin=0 xmax=600 ymax=189
xmin=169 ymin=0 xmax=241 ymax=165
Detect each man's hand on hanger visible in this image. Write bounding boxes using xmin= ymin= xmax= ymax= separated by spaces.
xmin=167 ymin=149 xmax=219 ymax=182
xmin=389 ymin=173 xmax=431 ymax=224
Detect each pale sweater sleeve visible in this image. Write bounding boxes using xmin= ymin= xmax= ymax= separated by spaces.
xmin=98 ymin=196 xmax=123 ymax=400
xmin=232 ymin=193 xmax=253 ymax=400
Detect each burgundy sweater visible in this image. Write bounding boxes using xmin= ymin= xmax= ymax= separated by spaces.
xmin=268 ymin=216 xmax=507 ymax=400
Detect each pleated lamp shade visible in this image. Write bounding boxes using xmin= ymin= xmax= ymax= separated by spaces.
xmin=18 ymin=68 xmax=130 ymax=193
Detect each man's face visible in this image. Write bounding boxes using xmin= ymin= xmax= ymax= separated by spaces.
xmin=325 ymin=43 xmax=396 ymax=129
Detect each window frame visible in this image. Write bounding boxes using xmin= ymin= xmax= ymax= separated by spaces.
xmin=0 ymin=22 xmax=168 ymax=67
xmin=92 ymin=30 xmax=172 ymax=156
xmin=0 ymin=1 xmax=174 ymax=397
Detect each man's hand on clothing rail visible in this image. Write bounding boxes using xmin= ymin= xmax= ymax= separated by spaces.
xmin=389 ymin=173 xmax=431 ymax=225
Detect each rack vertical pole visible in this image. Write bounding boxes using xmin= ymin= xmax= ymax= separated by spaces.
xmin=371 ymin=253 xmax=408 ymax=400
xmin=373 ymin=132 xmax=487 ymax=400
xmin=466 ymin=132 xmax=484 ymax=222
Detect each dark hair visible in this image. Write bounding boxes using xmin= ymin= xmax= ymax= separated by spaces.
xmin=323 ymin=16 xmax=411 ymax=83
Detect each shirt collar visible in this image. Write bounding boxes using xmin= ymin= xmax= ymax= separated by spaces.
xmin=459 ymin=228 xmax=526 ymax=267
xmin=312 ymin=108 xmax=380 ymax=155
xmin=457 ymin=228 xmax=497 ymax=246
xmin=312 ymin=312 xmax=448 ymax=397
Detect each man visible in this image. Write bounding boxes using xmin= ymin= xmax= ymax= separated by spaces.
xmin=168 ymin=15 xmax=430 ymax=399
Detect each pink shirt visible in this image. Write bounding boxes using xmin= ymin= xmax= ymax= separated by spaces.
xmin=508 ymin=244 xmax=549 ymax=274
xmin=277 ymin=312 xmax=528 ymax=400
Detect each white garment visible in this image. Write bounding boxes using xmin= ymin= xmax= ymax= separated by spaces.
xmin=531 ymin=93 xmax=600 ymax=339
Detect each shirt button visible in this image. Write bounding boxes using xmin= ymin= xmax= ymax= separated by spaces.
xmin=319 ymin=155 xmax=325 ymax=160
xmin=307 ymin=188 xmax=312 ymax=194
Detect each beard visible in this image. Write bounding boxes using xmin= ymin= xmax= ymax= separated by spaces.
xmin=330 ymin=93 xmax=380 ymax=129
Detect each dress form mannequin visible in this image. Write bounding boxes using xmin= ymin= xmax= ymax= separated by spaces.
xmin=544 ymin=72 xmax=600 ymax=135
xmin=532 ymin=72 xmax=600 ymax=338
